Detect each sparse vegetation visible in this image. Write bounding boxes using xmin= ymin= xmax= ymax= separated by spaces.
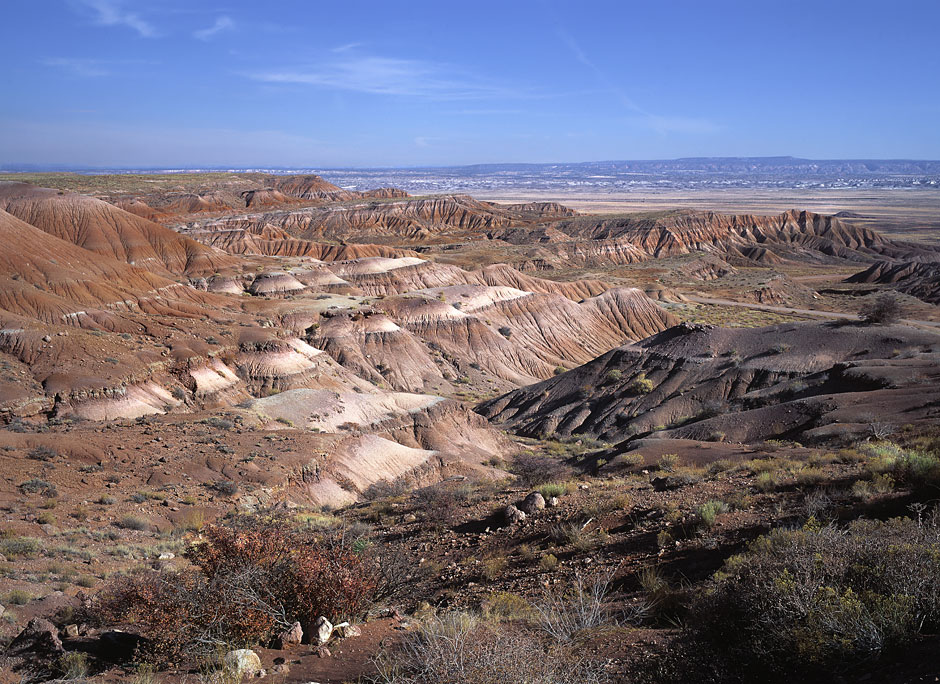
xmin=687 ymin=514 xmax=940 ymax=679
xmin=859 ymin=292 xmax=904 ymax=325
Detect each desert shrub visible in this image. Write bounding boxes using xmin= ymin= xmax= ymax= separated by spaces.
xmin=512 ymin=451 xmax=572 ymax=487
xmin=0 ymin=536 xmax=43 ymax=558
xmin=631 ymin=372 xmax=654 ymax=394
xmin=657 ymin=453 xmax=679 ymax=472
xmin=696 ymin=500 xmax=728 ymax=529
xmin=204 ymin=416 xmax=235 ymax=430
xmin=687 ymin=514 xmax=940 ymax=679
xmin=28 ymin=445 xmax=57 ymax=461
xmin=371 ymin=611 xmax=608 ymax=684
xmin=483 ymin=591 xmax=535 ymax=621
xmin=97 ymin=494 xmax=116 ymax=505
xmin=538 ymin=482 xmax=568 ymax=499
xmin=3 ymin=589 xmax=33 ymax=605
xmin=551 ymin=521 xmax=604 ymax=552
xmin=656 ymin=529 xmax=674 ymax=549
xmin=19 ymin=478 xmax=58 ymax=497
xmin=604 ymin=369 xmax=622 ymax=382
xmin=619 ymin=452 xmax=646 ymax=468
xmin=859 ymin=292 xmax=904 ymax=325
xmin=37 ymin=511 xmax=56 ymax=525
xmin=534 ymin=571 xmax=621 ymax=642
xmin=55 ymin=652 xmax=89 ymax=679
xmin=480 ymin=555 xmax=508 ymax=581
xmin=93 ymin=517 xmax=377 ymax=664
xmin=638 ymin=566 xmax=686 ymax=625
xmin=795 ymin=467 xmax=826 ymax=487
xmin=755 ymin=471 xmax=781 ymax=492
xmin=412 ymin=483 xmax=465 ymax=529
xmin=539 ymin=553 xmax=559 ymax=572
xmin=851 ymin=479 xmax=873 ymax=500
xmin=363 ymin=476 xmax=412 ymax=501
xmin=116 ymin=515 xmax=150 ymax=531
xmin=863 ymin=441 xmax=940 ymax=486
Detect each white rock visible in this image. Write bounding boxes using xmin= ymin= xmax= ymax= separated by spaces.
xmin=223 ymin=649 xmax=262 ymax=677
xmin=314 ymin=616 xmax=333 ymax=644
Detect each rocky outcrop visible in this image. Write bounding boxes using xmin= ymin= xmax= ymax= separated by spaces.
xmin=847 ymin=260 xmax=940 ymax=304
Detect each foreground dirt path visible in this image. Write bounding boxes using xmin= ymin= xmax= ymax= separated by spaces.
xmin=686 ymin=294 xmax=940 ymax=332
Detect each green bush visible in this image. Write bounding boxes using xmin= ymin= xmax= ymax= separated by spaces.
xmin=688 ymin=514 xmax=940 ymax=679
xmin=631 ymin=372 xmax=654 ymax=394
xmin=696 ymin=500 xmax=728 ymax=529
xmin=538 ymin=482 xmax=568 ymax=499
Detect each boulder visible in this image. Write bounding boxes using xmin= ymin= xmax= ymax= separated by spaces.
xmin=503 ymin=504 xmax=526 ymax=525
xmin=314 ymin=616 xmax=333 ymax=644
xmin=519 ymin=492 xmax=546 ymax=514
xmin=6 ymin=618 xmax=64 ymax=660
xmin=334 ymin=622 xmax=362 ymax=638
xmin=275 ymin=621 xmax=303 ymax=649
xmin=223 ymin=649 xmax=263 ymax=677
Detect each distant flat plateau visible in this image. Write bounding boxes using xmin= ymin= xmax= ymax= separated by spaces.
xmin=477 ymin=187 xmax=940 ymax=243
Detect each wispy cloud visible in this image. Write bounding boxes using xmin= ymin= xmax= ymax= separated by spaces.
xmin=72 ymin=0 xmax=156 ymax=37
xmin=194 ymin=16 xmax=234 ymax=41
xmin=42 ymin=57 xmax=109 ymax=77
xmin=331 ymin=42 xmax=362 ymax=53
xmin=246 ymin=55 xmax=519 ymax=100
xmin=556 ymin=28 xmax=718 ymax=135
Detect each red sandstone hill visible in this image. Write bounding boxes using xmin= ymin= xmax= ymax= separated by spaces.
xmin=0 ymin=183 xmax=235 ymax=279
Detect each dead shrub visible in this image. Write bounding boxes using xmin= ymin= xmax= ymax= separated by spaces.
xmin=512 ymin=451 xmax=573 ymax=487
xmin=91 ymin=516 xmax=378 ymax=664
xmin=371 ymin=610 xmax=608 ymax=683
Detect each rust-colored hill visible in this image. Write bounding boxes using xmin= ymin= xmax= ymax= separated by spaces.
xmin=0 ymin=182 xmax=235 ymax=278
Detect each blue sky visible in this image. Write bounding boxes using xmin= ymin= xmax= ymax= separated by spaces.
xmin=1 ymin=0 xmax=938 ymax=167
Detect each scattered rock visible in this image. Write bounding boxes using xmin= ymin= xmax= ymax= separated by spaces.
xmin=519 ymin=491 xmax=546 ymax=514
xmin=223 ymin=649 xmax=263 ymax=677
xmin=547 ymin=496 xmax=560 ymax=507
xmin=334 ymin=622 xmax=362 ymax=638
xmin=275 ymin=621 xmax=303 ymax=649
xmin=316 ymin=645 xmax=332 ymax=658
xmin=314 ymin=615 xmax=333 ymax=644
xmin=402 ymin=513 xmax=417 ymax=523
xmin=272 ymin=663 xmax=290 ymax=675
xmin=503 ymin=504 xmax=526 ymax=525
xmin=64 ymin=624 xmax=80 ymax=638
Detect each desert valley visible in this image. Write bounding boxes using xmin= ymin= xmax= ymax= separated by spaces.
xmin=0 ymin=167 xmax=937 ymax=682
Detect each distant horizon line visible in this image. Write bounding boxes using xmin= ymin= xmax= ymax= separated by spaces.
xmin=3 ymin=155 xmax=940 ymax=174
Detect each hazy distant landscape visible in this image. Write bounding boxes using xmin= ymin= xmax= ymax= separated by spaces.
xmin=3 ymin=1 xmax=940 ymax=683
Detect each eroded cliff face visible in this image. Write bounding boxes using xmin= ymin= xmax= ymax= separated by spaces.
xmin=848 ymin=260 xmax=940 ymax=304
xmin=485 ymin=209 xmax=940 ymax=270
